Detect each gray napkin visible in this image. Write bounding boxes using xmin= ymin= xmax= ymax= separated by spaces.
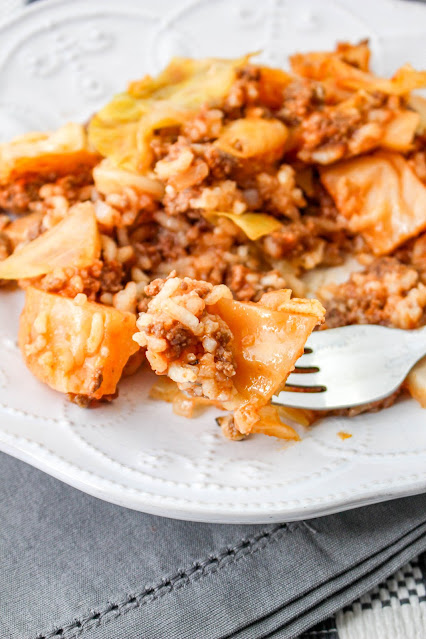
xmin=1 ymin=452 xmax=426 ymax=639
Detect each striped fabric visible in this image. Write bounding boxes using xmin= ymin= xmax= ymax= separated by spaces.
xmin=299 ymin=555 xmax=426 ymax=639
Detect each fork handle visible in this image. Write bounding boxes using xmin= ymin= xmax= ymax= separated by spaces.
xmin=405 ymin=325 xmax=426 ymax=353
xmin=399 ymin=325 xmax=426 ymax=369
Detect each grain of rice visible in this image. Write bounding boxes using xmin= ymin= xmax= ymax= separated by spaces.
xmin=151 ymin=277 xmax=181 ymax=304
xmin=145 ymin=335 xmax=168 ymax=352
xmin=134 ymin=281 xmax=146 ymax=297
xmin=204 ymin=284 xmax=233 ymax=305
xmin=49 ymin=196 xmax=69 ymax=216
xmin=133 ymin=332 xmax=148 ymax=347
xmin=60 ymin=350 xmax=75 ymax=374
xmin=94 ymin=200 xmax=119 ymax=227
xmin=86 ymin=312 xmax=105 ymax=355
xmin=155 ymin=148 xmax=194 ymax=179
xmin=146 ymin=350 xmax=168 ymax=373
xmin=105 ymin=193 xmax=127 ymax=209
xmin=135 ymin=313 xmax=153 ymax=329
xmin=39 ymin=184 xmax=60 ymax=198
xmin=24 ymin=334 xmax=47 ymax=356
xmin=153 ymin=210 xmax=186 ymax=232
xmin=201 ymin=317 xmax=220 ymax=334
xmin=74 ymin=293 xmax=88 ymax=306
xmin=137 ymin=255 xmax=153 ymax=271
xmin=130 ymin=268 xmax=147 ymax=283
xmin=33 ymin=311 xmax=48 ymax=335
xmin=38 ymin=351 xmax=54 ymax=368
xmin=181 ymin=293 xmax=205 ymax=316
xmin=202 ymin=336 xmax=217 ymax=353
xmin=162 ymin=298 xmax=199 ymax=330
xmin=117 ymin=246 xmax=134 ymax=263
xmin=69 ymin=275 xmax=84 ymax=293
xmin=99 ymin=292 xmax=113 ymax=305
xmin=168 ymin=362 xmax=198 ymax=384
xmin=101 ymin=234 xmax=118 ymax=262
xmin=113 ymin=281 xmax=137 ymax=314
xmin=121 ymin=209 xmax=140 ymax=226
xmin=232 ymin=200 xmax=246 ymax=214
xmin=117 ymin=228 xmax=129 ymax=246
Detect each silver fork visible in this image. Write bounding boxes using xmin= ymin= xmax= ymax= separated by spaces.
xmin=273 ymin=324 xmax=426 ymax=410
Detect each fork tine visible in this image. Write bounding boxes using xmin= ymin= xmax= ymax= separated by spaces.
xmin=285 ymin=372 xmax=322 ymax=387
xmin=292 ymin=365 xmax=320 ymax=374
xmin=273 ymin=388 xmax=329 ymax=410
xmin=292 ymin=351 xmax=316 ymax=368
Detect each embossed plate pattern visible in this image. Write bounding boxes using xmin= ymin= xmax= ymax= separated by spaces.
xmin=0 ymin=0 xmax=425 ymax=523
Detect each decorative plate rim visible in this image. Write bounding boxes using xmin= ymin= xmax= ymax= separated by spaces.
xmin=0 ymin=0 xmax=425 ymax=523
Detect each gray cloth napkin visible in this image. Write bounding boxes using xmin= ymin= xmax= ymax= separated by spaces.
xmin=1 ymin=452 xmax=426 ymax=639
xmin=5 ymin=0 xmax=425 ymax=636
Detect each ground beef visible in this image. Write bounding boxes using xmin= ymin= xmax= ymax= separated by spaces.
xmin=98 ymin=260 xmax=125 ymax=295
xmin=295 ymin=93 xmax=398 ymax=164
xmin=322 ymin=257 xmax=426 ymax=329
xmin=134 ymin=275 xmax=237 ymax=402
xmin=30 ymin=262 xmax=103 ymax=299
xmin=278 ymin=79 xmax=325 ymax=126
xmin=28 ymin=259 xmax=126 ymax=301
xmin=223 ymin=66 xmax=261 ymax=116
xmin=226 ymin=264 xmax=286 ymax=301
xmin=0 ymin=178 xmax=44 ymax=214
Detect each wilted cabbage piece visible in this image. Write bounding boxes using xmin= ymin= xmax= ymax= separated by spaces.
xmin=290 ymin=42 xmax=370 ymax=79
xmin=249 ymin=405 xmax=300 ymax=440
xmin=3 ymin=211 xmax=44 ymax=251
xmin=291 ymin=47 xmax=426 ymax=96
xmin=406 ymin=356 xmax=426 ymax=408
xmin=207 ymin=211 xmax=282 ymax=240
xmin=321 ymin=151 xmax=426 ymax=255
xmin=127 ymin=56 xmax=249 ymax=104
xmin=215 ymin=117 xmax=288 ymax=160
xmin=93 ymin=158 xmax=164 ymax=199
xmin=0 ymin=202 xmax=101 ymax=279
xmin=88 ymin=56 xmax=249 ymax=172
xmin=89 ymin=103 xmax=190 ymax=174
xmin=19 ymin=287 xmax=138 ymax=399
xmin=256 ymin=66 xmax=292 ymax=109
xmin=381 ymin=110 xmax=420 ymax=152
xmin=334 ymin=40 xmax=371 ymax=71
xmin=214 ymin=290 xmax=325 ymax=434
xmin=0 ymin=123 xmax=99 ymax=182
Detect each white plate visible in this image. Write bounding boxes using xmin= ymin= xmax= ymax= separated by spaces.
xmin=0 ymin=0 xmax=425 ymax=524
